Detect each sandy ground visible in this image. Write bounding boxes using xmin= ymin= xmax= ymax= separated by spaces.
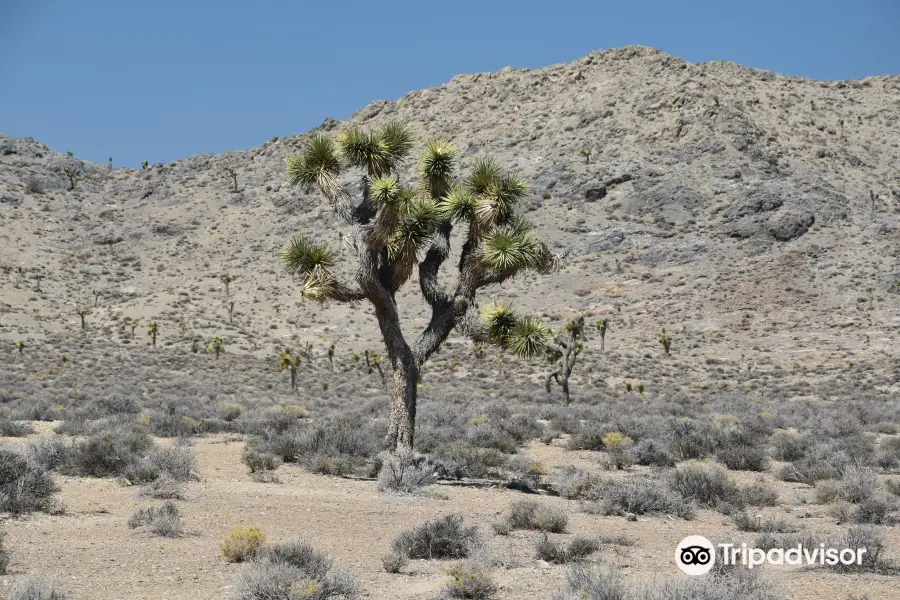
xmin=2 ymin=434 xmax=898 ymax=600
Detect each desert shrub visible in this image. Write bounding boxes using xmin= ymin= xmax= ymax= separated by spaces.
xmin=549 ymin=565 xmax=627 ymax=600
xmin=567 ymin=427 xmax=607 ymax=451
xmin=838 ymin=467 xmax=880 ymax=504
xmin=221 ymin=525 xmax=267 ymax=563
xmin=715 ymin=422 xmax=770 ymax=472
xmin=0 ymin=531 xmax=8 ymax=575
xmin=0 ymin=448 xmax=58 ymax=515
xmin=853 ymin=495 xmax=898 ymax=525
xmin=23 ymin=436 xmax=70 ymax=471
xmin=670 ymin=461 xmax=740 ymax=508
xmin=24 ymin=177 xmax=44 ymax=195
xmin=815 ymin=479 xmax=839 ymax=503
xmin=0 ymin=419 xmax=34 ymax=437
xmin=732 ymin=511 xmax=795 ymax=533
xmin=640 ymin=564 xmax=781 ymax=600
xmin=64 ymin=426 xmax=155 ymax=477
xmin=830 ymin=526 xmax=892 ymax=573
xmin=377 ymin=448 xmax=436 ymax=494
xmin=504 ymin=455 xmax=547 ymax=491
xmin=585 ymin=477 xmax=695 ymax=520
xmin=535 ymin=534 xmax=598 ymax=564
xmin=138 ymin=474 xmax=186 ymax=500
xmin=441 ymin=561 xmax=498 ymax=599
xmin=392 ymin=514 xmax=480 ymax=560
xmin=739 ymin=481 xmax=779 ymax=507
xmin=233 ymin=542 xmax=360 ymax=600
xmin=770 ymin=430 xmax=809 ymax=461
xmin=250 ymin=416 xmax=380 ymax=476
xmin=381 ymin=552 xmax=408 ymax=573
xmin=123 ymin=441 xmax=198 ymax=484
xmin=629 ymin=438 xmax=676 ymax=467
xmin=7 ymin=577 xmax=68 ymax=600
xmin=430 ymin=443 xmax=507 ymax=479
xmin=670 ymin=419 xmax=717 ymax=460
xmin=887 ymin=478 xmax=900 ymax=497
xmin=551 ymin=466 xmax=602 ymax=499
xmin=128 ymin=501 xmax=183 ymax=537
xmin=506 ymin=499 xmax=567 ymax=533
xmin=490 ymin=520 xmax=510 ymax=536
xmin=876 ymin=437 xmax=900 ymax=471
xmin=242 ymin=448 xmax=282 ymax=474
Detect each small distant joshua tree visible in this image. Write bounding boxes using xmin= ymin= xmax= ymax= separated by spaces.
xmin=14 ymin=341 xmax=25 ymax=355
xmin=66 ymin=151 xmax=74 ymax=157
xmin=365 ymin=349 xmax=385 ymax=385
xmin=191 ymin=336 xmax=201 ymax=353
xmin=210 ymin=336 xmax=225 ymax=359
xmin=75 ymin=306 xmax=92 ymax=329
xmin=130 ymin=320 xmax=139 ymax=338
xmin=34 ymin=274 xmax=42 ymax=292
xmin=63 ymin=164 xmax=82 ymax=191
xmin=220 ymin=274 xmax=236 ymax=295
xmin=580 ymin=147 xmax=592 ymax=164
xmin=595 ymin=318 xmax=609 ymax=352
xmin=227 ymin=300 xmax=235 ymax=324
xmin=179 ymin=322 xmax=186 ymax=338
xmin=147 ymin=322 xmax=159 ymax=348
xmin=141 ymin=161 xmax=149 ymax=170
xmin=659 ymin=327 xmax=673 ymax=356
xmin=93 ymin=289 xmax=102 ymax=307
xmin=327 ymin=343 xmax=335 ymax=372
xmin=224 ymin=167 xmax=238 ymax=192
xmin=545 ymin=315 xmax=587 ymax=405
xmin=108 ymin=156 xmax=113 ymax=172
xmin=279 ymin=347 xmax=303 ymax=391
xmin=870 ymin=190 xmax=877 ymax=217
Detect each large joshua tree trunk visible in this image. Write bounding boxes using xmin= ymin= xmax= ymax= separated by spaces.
xmin=384 ymin=357 xmax=419 ymax=450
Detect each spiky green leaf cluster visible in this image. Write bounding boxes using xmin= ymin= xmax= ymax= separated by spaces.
xmin=419 ymin=140 xmax=456 ymax=200
xmin=285 ymin=134 xmax=342 ymax=197
xmin=481 ymin=302 xmax=550 ymax=359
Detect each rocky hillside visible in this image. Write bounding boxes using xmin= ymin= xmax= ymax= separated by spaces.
xmin=1 ymin=45 xmax=899 ymax=373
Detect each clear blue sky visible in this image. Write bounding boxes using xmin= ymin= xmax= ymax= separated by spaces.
xmin=2 ymin=0 xmax=898 ymax=168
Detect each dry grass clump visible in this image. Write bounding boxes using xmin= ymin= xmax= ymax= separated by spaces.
xmin=233 ymin=539 xmax=361 ymax=600
xmin=7 ymin=577 xmax=69 ymax=600
xmin=128 ymin=501 xmax=183 ymax=537
xmin=439 ymin=561 xmax=498 ymax=599
xmin=221 ymin=525 xmax=267 ymax=563
xmin=506 ymin=499 xmax=568 ymax=533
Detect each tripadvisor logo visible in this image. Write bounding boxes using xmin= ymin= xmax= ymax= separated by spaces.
xmin=676 ymin=535 xmax=869 ymax=575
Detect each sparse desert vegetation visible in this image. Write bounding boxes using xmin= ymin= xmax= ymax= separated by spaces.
xmin=2 ymin=45 xmax=900 ymax=600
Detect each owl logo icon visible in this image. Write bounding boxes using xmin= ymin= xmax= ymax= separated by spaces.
xmin=676 ymin=535 xmax=716 ymax=575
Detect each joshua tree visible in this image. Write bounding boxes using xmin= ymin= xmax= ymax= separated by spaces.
xmin=147 ymin=322 xmax=159 ymax=348
xmin=545 ymin=315 xmax=587 ymax=405
xmin=179 ymin=322 xmax=186 ymax=338
xmin=224 ymin=167 xmax=238 ymax=192
xmin=141 ymin=161 xmax=149 ymax=170
xmin=221 ymin=274 xmax=236 ymax=295
xmin=326 ymin=343 xmax=335 ymax=372
xmin=130 ymin=320 xmax=139 ymax=338
xmin=34 ymin=275 xmax=42 ymax=292
xmin=93 ymin=289 xmax=102 ymax=307
xmin=191 ymin=336 xmax=201 ymax=353
xmin=659 ymin=327 xmax=673 ymax=356
xmin=595 ymin=318 xmax=609 ymax=352
xmin=365 ymin=349 xmax=386 ymax=385
xmin=579 ymin=147 xmax=592 ymax=164
xmin=870 ymin=190 xmax=877 ymax=217
xmin=227 ymin=300 xmax=235 ymax=324
xmin=63 ymin=165 xmax=82 ymax=191
xmin=75 ymin=306 xmax=92 ymax=329
xmin=281 ymin=122 xmax=561 ymax=451
xmin=279 ymin=347 xmax=302 ymax=391
xmin=14 ymin=341 xmax=25 ymax=355
xmin=108 ymin=157 xmax=113 ymax=172
xmin=210 ymin=336 xmax=225 ymax=359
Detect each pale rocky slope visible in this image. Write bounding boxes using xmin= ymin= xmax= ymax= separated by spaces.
xmin=1 ymin=45 xmax=899 ymax=375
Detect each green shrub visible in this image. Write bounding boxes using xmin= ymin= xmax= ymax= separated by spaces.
xmin=128 ymin=501 xmax=183 ymax=537
xmin=671 ymin=460 xmax=740 ymax=508
xmin=64 ymin=427 xmax=155 ymax=477
xmin=442 ymin=561 xmax=498 ymax=599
